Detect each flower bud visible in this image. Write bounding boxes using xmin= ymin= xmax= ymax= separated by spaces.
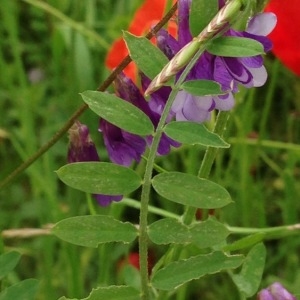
xmin=68 ymin=121 xmax=99 ymax=163
xmin=68 ymin=121 xmax=122 ymax=206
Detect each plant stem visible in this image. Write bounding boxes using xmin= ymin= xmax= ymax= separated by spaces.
xmin=139 ymin=21 xmax=218 ymax=297
xmin=227 ymin=223 xmax=300 ymax=237
xmin=141 ymin=18 xmax=230 ymax=295
xmin=181 ymin=111 xmax=230 ymax=225
xmin=156 ymin=112 xmax=231 ymax=300
xmin=198 ymin=111 xmax=230 ymax=178
xmin=119 ymin=198 xmax=180 ymax=220
xmin=139 ymin=86 xmax=182 ymax=299
xmin=228 ymin=137 xmax=300 ymax=151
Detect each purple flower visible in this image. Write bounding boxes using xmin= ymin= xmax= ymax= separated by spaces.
xmin=68 ymin=121 xmax=122 ymax=206
xmin=99 ymin=72 xmax=179 ymax=166
xmin=257 ymin=282 xmax=296 ymax=300
xmin=155 ymin=0 xmax=277 ymax=122
xmin=68 ymin=121 xmax=100 ymax=163
xmin=99 ymin=118 xmax=146 ymax=167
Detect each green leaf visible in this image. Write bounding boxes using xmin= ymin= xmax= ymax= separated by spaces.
xmin=52 ymin=215 xmax=138 ymax=247
xmin=148 ymin=218 xmax=190 ymax=245
xmin=56 ymin=162 xmax=142 ymax=195
xmin=180 ymin=80 xmax=225 ymax=96
xmin=148 ymin=218 xmax=229 ymax=248
xmin=189 ymin=0 xmax=218 ymax=37
xmin=223 ymin=233 xmax=266 ymax=252
xmin=152 ymin=172 xmax=232 ymax=208
xmin=58 ymin=286 xmax=140 ymax=300
xmin=231 ymin=243 xmax=266 ymax=297
xmin=123 ymin=31 xmax=169 ymax=79
xmin=189 ymin=218 xmax=230 ymax=248
xmin=81 ymin=90 xmax=154 ymax=136
xmin=119 ymin=265 xmax=141 ymax=291
xmin=207 ymin=37 xmax=264 ymax=57
xmin=0 ymin=251 xmax=21 ymax=280
xmin=74 ymin=32 xmax=94 ymax=90
xmin=151 ymin=252 xmax=244 ymax=290
xmin=0 ymin=279 xmax=39 ymax=300
xmin=164 ymin=121 xmax=230 ymax=147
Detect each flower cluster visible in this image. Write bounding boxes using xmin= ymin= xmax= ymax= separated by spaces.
xmin=257 ymin=282 xmax=296 ymax=300
xmin=68 ymin=0 xmax=276 ymax=206
xmin=99 ymin=72 xmax=180 ymax=167
xmin=154 ymin=0 xmax=276 ymax=122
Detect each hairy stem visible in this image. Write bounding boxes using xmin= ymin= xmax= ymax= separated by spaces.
xmin=139 ymin=25 xmax=220 ymax=299
xmin=139 ymin=85 xmax=181 ymax=299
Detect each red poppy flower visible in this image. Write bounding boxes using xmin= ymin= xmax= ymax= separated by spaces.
xmin=118 ymin=252 xmax=155 ymax=275
xmin=105 ymin=0 xmax=176 ymax=81
xmin=265 ymin=0 xmax=300 ymax=76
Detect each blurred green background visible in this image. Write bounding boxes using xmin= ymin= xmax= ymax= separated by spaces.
xmin=0 ymin=1 xmax=300 ymax=299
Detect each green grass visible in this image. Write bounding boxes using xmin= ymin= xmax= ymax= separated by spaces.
xmin=1 ymin=1 xmax=300 ymax=299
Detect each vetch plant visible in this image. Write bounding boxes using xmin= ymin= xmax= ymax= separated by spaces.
xmin=1 ymin=0 xmax=300 ymax=300
xmin=56 ymin=0 xmax=277 ymax=298
xmin=50 ymin=0 xmax=298 ymax=299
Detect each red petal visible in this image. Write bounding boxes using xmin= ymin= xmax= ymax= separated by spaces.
xmin=105 ymin=0 xmax=169 ymax=80
xmin=265 ymin=0 xmax=300 ymax=75
xmin=128 ymin=252 xmax=140 ymax=270
xmin=128 ymin=0 xmax=167 ymax=34
xmin=105 ymin=39 xmax=136 ymax=80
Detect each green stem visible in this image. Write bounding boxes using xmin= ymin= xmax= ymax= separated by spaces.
xmin=87 ymin=194 xmax=97 ymax=216
xmin=140 ymin=15 xmax=220 ymax=291
xmin=198 ymin=111 xmax=230 ymax=178
xmin=139 ymin=86 xmax=182 ymax=299
xmin=119 ymin=198 xmax=180 ymax=220
xmin=156 ymin=112 xmax=230 ymax=300
xmin=228 ymin=137 xmax=300 ymax=152
xmin=227 ymin=223 xmax=300 ymax=237
xmin=139 ymin=27 xmax=216 ymax=298
xmin=182 ymin=111 xmax=230 ymax=226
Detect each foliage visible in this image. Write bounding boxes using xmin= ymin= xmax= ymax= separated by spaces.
xmin=1 ymin=0 xmax=300 ymax=300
